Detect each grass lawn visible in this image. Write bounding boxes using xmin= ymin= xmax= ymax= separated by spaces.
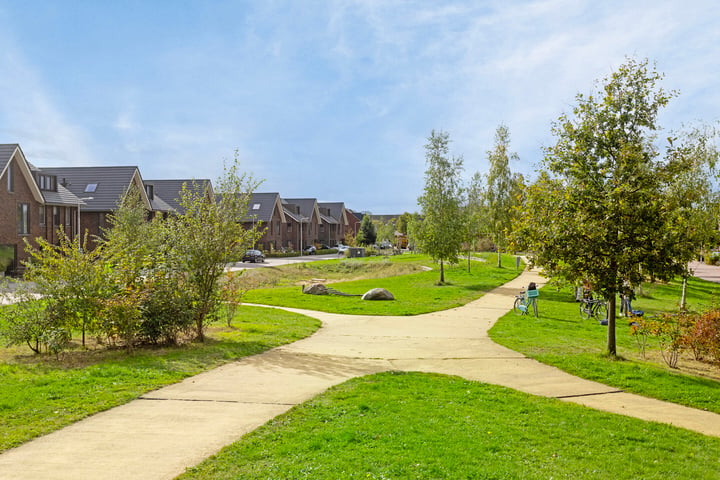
xmin=0 ymin=306 xmax=319 ymax=452
xmin=490 ymin=275 xmax=720 ymax=413
xmin=243 ymin=253 xmax=522 ymax=315
xmin=179 ymin=372 xmax=720 ymax=480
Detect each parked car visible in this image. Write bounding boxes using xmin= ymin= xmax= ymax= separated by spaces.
xmin=379 ymin=240 xmax=392 ymax=249
xmin=304 ymin=245 xmax=317 ymax=255
xmin=336 ymin=244 xmax=349 ymax=254
xmin=241 ymin=249 xmax=265 ymax=263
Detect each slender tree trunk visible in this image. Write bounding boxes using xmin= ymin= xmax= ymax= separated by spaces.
xmin=467 ymin=250 xmax=471 ymax=273
xmin=440 ymin=260 xmax=445 ymax=283
xmin=607 ymin=295 xmax=617 ymax=356
xmin=497 ymin=248 xmax=501 ymax=268
xmin=680 ymin=273 xmax=688 ymax=312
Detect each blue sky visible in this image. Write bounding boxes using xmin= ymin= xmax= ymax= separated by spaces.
xmin=1 ymin=1 xmax=718 ymax=214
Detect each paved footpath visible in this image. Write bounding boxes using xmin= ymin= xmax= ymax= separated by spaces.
xmin=1 ymin=269 xmax=720 ymax=479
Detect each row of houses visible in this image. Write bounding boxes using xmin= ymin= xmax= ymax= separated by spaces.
xmin=0 ymin=143 xmax=362 ymax=276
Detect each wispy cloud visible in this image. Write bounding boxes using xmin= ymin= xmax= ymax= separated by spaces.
xmin=0 ymin=29 xmax=97 ymax=166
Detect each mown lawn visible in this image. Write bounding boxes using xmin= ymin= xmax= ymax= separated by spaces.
xmin=490 ymin=275 xmax=720 ymax=413
xmin=243 ymin=253 xmax=523 ymax=315
xmin=0 ymin=306 xmax=319 ymax=452
xmin=180 ymin=372 xmax=720 ymax=480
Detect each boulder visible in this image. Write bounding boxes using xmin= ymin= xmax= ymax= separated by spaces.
xmin=361 ymin=288 xmax=395 ymax=301
xmin=302 ymin=283 xmax=329 ymax=295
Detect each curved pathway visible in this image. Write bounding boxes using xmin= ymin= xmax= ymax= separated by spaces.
xmin=1 ymin=269 xmax=719 ymax=479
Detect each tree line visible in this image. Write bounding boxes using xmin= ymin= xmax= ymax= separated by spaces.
xmin=412 ymin=58 xmax=720 ymax=355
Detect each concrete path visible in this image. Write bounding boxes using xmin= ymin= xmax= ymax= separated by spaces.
xmin=1 ymin=269 xmax=719 ymax=479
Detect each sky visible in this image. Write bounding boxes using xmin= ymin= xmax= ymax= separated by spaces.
xmin=1 ymin=1 xmax=718 ymax=214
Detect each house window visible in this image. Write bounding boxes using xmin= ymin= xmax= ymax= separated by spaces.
xmin=145 ymin=184 xmax=154 ymax=200
xmin=7 ymin=162 xmax=13 ymax=193
xmin=53 ymin=206 xmax=59 ymax=226
xmin=84 ymin=183 xmax=98 ymax=193
xmin=65 ymin=207 xmax=71 ymax=226
xmin=252 ymin=203 xmax=261 ymax=210
xmin=17 ymin=203 xmax=29 ymax=235
xmin=39 ymin=206 xmax=45 ymax=226
xmin=287 ymin=222 xmax=292 ymax=233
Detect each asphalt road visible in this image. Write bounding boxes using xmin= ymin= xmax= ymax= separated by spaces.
xmin=226 ymin=253 xmax=343 ymax=271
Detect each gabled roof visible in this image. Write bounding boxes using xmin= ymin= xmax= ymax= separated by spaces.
xmin=318 ymin=202 xmax=348 ymax=226
xmin=41 ymin=166 xmax=151 ymax=211
xmin=1 ymin=143 xmax=73 ymax=204
xmin=0 ymin=143 xmax=19 ymax=176
xmin=144 ymin=179 xmax=213 ymax=215
xmin=282 ymin=198 xmax=320 ymax=222
xmin=244 ymin=192 xmax=286 ymax=223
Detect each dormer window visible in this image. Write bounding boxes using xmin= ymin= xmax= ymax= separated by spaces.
xmin=36 ymin=174 xmax=57 ymax=192
xmin=145 ymin=184 xmax=154 ymax=200
xmin=84 ymin=183 xmax=98 ymax=193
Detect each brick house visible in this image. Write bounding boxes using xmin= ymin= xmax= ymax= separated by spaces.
xmin=317 ymin=202 xmax=349 ymax=247
xmin=243 ymin=192 xmax=286 ymax=252
xmin=0 ymin=144 xmax=82 ymax=275
xmin=345 ymin=209 xmax=363 ymax=241
xmin=282 ymin=198 xmax=321 ymax=251
xmin=39 ymin=166 xmax=152 ymax=248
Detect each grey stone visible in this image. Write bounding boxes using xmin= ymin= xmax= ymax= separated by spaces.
xmin=361 ymin=288 xmax=395 ymax=301
xmin=302 ymin=283 xmax=329 ymax=295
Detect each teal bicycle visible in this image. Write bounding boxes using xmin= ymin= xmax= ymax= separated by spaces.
xmin=514 ymin=288 xmax=539 ymax=317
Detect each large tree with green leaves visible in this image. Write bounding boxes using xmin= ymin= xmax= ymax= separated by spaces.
xmin=160 ymin=154 xmax=263 ymax=341
xmin=417 ymin=130 xmax=466 ymax=283
xmin=483 ymin=124 xmax=521 ymax=267
xmin=515 ymin=58 xmax=691 ymax=355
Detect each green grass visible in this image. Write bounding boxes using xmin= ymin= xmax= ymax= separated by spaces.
xmin=0 ymin=306 xmax=319 ymax=452
xmin=490 ymin=276 xmax=720 ymax=413
xmin=180 ymin=372 xmax=720 ymax=479
xmin=243 ymin=253 xmax=522 ymax=315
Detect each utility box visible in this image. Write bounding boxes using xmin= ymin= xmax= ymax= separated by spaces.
xmin=349 ymin=247 xmax=365 ymax=258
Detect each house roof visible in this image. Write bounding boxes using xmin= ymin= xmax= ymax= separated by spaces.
xmin=41 ymin=166 xmax=151 ymax=211
xmin=0 ymin=143 xmax=19 ymax=176
xmin=282 ymin=198 xmax=320 ymax=222
xmin=318 ymin=202 xmax=348 ymax=226
xmin=1 ymin=144 xmax=81 ymax=205
xmin=144 ymin=179 xmax=213 ymax=214
xmin=244 ymin=192 xmax=286 ymax=223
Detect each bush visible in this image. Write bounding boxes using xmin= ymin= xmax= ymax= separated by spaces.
xmin=683 ymin=310 xmax=720 ymax=364
xmin=139 ymin=274 xmax=194 ymax=345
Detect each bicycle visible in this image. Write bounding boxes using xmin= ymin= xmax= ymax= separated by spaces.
xmin=514 ymin=289 xmax=539 ymax=317
xmin=579 ymin=296 xmax=608 ymax=322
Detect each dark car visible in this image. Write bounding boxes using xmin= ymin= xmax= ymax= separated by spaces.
xmin=242 ymin=249 xmax=265 ymax=263
xmin=303 ymin=245 xmax=317 ymax=255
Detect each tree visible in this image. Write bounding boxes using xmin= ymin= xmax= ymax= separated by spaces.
xmin=162 ymin=153 xmax=263 ymax=341
xmin=417 ymin=130 xmax=466 ymax=283
xmin=23 ymin=230 xmax=107 ymax=348
xmin=515 ymin=58 xmax=687 ymax=355
xmin=375 ymin=219 xmax=396 ymax=245
xmin=483 ymin=124 xmax=520 ymax=267
xmin=663 ymin=124 xmax=720 ymax=308
xmin=464 ymin=171 xmax=486 ymax=271
xmin=355 ymin=215 xmax=377 ymax=246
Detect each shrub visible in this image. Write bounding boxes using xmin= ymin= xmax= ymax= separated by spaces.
xmin=683 ymin=309 xmax=720 ymax=364
xmin=139 ymin=274 xmax=194 ymax=345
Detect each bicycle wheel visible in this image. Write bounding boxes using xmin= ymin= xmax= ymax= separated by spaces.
xmin=594 ymin=302 xmax=608 ymax=322
xmin=579 ymin=301 xmax=592 ymax=320
xmin=514 ymin=297 xmax=524 ymax=315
